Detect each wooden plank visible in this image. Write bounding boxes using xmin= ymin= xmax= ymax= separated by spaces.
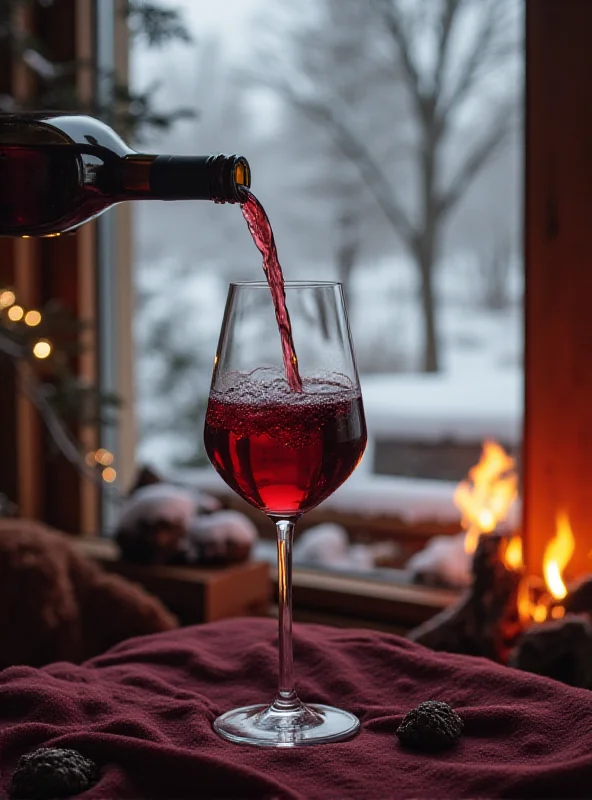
xmin=283 ymin=567 xmax=457 ymax=628
xmin=36 ymin=0 xmax=100 ymax=533
xmin=40 ymin=229 xmax=83 ymax=532
xmin=0 ymin=240 xmax=18 ymax=506
xmin=14 ymin=239 xmax=43 ymax=518
xmin=111 ymin=0 xmax=136 ymax=494
xmin=6 ymin=4 xmax=43 ymax=517
xmin=0 ymin=7 xmax=16 ymax=505
xmin=104 ymin=561 xmax=270 ymax=625
xmin=77 ymin=222 xmax=99 ymax=535
xmin=113 ymin=203 xmax=136 ymax=494
xmin=524 ymin=0 xmax=592 ymax=578
xmin=73 ymin=536 xmax=271 ymax=624
xmin=76 ymin=0 xmax=99 ymax=535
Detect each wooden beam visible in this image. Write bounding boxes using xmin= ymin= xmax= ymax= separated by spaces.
xmin=113 ymin=0 xmax=137 ymax=493
xmin=524 ymin=0 xmax=592 ymax=578
xmin=10 ymin=3 xmax=43 ymax=518
xmin=0 ymin=238 xmax=18 ymax=507
xmin=76 ymin=0 xmax=99 ymax=534
xmin=37 ymin=0 xmax=84 ymax=532
xmin=14 ymin=239 xmax=43 ymax=519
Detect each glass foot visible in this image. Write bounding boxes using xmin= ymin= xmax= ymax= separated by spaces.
xmin=213 ymin=700 xmax=360 ymax=747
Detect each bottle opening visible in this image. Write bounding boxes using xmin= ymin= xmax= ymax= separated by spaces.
xmin=234 ymin=158 xmax=251 ymax=189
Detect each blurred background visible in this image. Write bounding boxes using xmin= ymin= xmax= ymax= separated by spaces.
xmin=0 ymin=0 xmax=524 ymax=582
xmin=131 ymin=0 xmax=523 ymax=484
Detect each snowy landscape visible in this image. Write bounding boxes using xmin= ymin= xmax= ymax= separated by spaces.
xmin=130 ymin=0 xmax=523 ymax=548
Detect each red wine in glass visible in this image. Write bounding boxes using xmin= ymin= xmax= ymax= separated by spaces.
xmin=205 ymin=376 xmax=366 ymax=516
xmin=205 ymin=280 xmax=367 ymax=748
xmin=211 ymin=189 xmax=365 ymax=747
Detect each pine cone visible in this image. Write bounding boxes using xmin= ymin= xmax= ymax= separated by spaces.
xmin=396 ymin=700 xmax=463 ymax=750
xmin=10 ymin=747 xmax=98 ymax=799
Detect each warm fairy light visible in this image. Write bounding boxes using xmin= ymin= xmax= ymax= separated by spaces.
xmin=543 ymin=511 xmax=575 ymax=601
xmin=95 ymin=448 xmax=114 ymax=466
xmin=86 ymin=449 xmax=115 ymax=472
xmin=24 ymin=310 xmax=42 ymax=326
xmin=454 ymin=441 xmax=518 ymax=555
xmin=102 ymin=467 xmax=117 ymax=483
xmin=0 ymin=290 xmax=16 ymax=308
xmin=33 ymin=339 xmax=52 ymax=359
xmin=8 ymin=305 xmax=24 ymax=322
xmin=551 ymin=605 xmax=565 ymax=620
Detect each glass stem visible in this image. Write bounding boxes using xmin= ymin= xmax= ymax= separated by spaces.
xmin=274 ymin=518 xmax=300 ymax=710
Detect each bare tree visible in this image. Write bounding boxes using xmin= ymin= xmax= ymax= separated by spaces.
xmin=475 ymin=237 xmax=516 ymax=311
xmin=258 ymin=0 xmax=519 ymax=372
xmin=249 ymin=0 xmax=406 ymax=308
xmin=296 ymin=140 xmax=364 ymax=310
xmin=333 ymin=193 xmax=360 ymax=312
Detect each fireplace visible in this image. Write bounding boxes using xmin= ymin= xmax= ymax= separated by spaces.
xmin=408 ymin=440 xmax=592 ymax=689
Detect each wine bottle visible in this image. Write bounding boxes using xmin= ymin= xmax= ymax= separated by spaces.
xmin=0 ymin=113 xmax=251 ymax=237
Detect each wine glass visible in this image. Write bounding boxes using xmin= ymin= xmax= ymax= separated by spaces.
xmin=204 ymin=281 xmax=367 ymax=747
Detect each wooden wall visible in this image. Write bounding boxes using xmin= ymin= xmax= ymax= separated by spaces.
xmin=0 ymin=0 xmax=99 ymax=533
xmin=524 ymin=0 xmax=592 ymax=578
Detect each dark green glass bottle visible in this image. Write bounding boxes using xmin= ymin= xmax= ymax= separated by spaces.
xmin=0 ymin=113 xmax=251 ymax=237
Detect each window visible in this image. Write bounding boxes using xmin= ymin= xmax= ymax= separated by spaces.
xmin=131 ymin=0 xmax=523 ymax=593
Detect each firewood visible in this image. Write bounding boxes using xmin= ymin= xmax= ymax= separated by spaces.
xmin=408 ymin=533 xmax=522 ymax=663
xmin=562 ymin=575 xmax=592 ymax=616
xmin=508 ymin=616 xmax=592 ymax=690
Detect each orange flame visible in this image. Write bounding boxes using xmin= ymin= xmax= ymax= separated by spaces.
xmin=455 ymin=442 xmax=575 ymax=626
xmin=503 ymin=535 xmax=523 ymax=571
xmin=454 ymin=441 xmax=518 ymax=554
xmin=514 ymin=511 xmax=575 ymax=624
xmin=543 ymin=511 xmax=575 ymax=601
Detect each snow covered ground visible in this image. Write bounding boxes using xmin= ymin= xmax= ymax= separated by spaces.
xmin=173 ymin=465 xmax=460 ymax=524
xmin=361 ymin=332 xmax=521 ymax=447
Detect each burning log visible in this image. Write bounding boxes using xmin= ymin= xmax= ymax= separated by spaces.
xmin=508 ymin=616 xmax=592 ymax=690
xmin=409 ymin=533 xmax=522 ymax=663
xmin=562 ymin=575 xmax=592 ymax=615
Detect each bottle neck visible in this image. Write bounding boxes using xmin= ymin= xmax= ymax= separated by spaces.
xmin=121 ymin=154 xmax=250 ymax=203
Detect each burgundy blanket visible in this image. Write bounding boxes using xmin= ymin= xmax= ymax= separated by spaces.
xmin=0 ymin=617 xmax=591 ymax=799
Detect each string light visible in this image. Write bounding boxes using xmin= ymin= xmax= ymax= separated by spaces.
xmin=2 ymin=289 xmax=118 ymax=491
xmin=95 ymin=448 xmax=114 ymax=466
xmin=0 ymin=290 xmax=15 ymax=308
xmin=33 ymin=339 xmax=52 ymax=359
xmin=8 ymin=305 xmax=24 ymax=322
xmin=24 ymin=310 xmax=42 ymax=326
xmin=102 ymin=467 xmax=117 ymax=483
xmin=86 ymin=450 xmax=118 ymax=483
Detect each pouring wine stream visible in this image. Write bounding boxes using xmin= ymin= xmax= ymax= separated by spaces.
xmin=240 ymin=189 xmax=302 ymax=393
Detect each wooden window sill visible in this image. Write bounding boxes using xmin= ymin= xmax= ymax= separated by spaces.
xmin=74 ymin=536 xmax=457 ymax=632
